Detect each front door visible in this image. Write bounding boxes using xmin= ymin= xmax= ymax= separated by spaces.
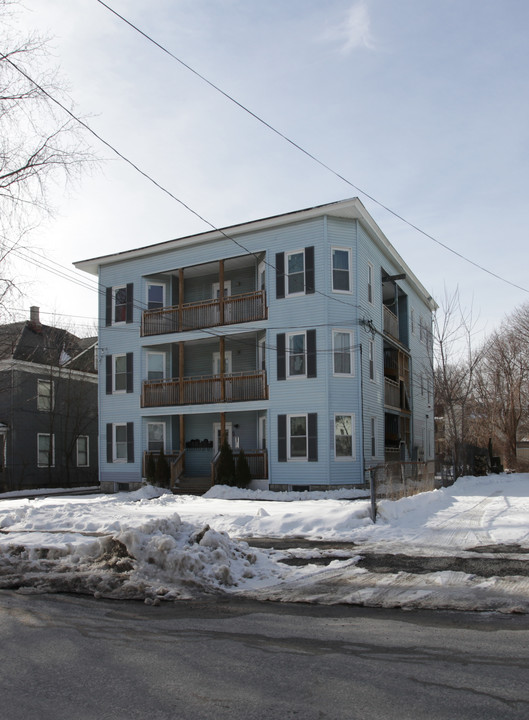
xmin=212 ymin=280 xmax=232 ymax=323
xmin=213 ymin=422 xmax=233 ymax=453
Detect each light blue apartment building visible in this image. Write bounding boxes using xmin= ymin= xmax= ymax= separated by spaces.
xmin=76 ymin=198 xmax=436 ymax=492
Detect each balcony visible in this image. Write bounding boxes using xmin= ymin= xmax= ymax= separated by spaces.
xmin=141 ymin=370 xmax=268 ymax=407
xmin=384 ymin=377 xmax=401 ymax=409
xmin=141 ymin=290 xmax=267 ymax=336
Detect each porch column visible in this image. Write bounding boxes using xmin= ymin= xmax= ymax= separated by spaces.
xmin=178 ymin=268 xmax=184 ymax=332
xmin=178 ymin=342 xmax=185 ymax=402
xmin=219 ymin=259 xmax=225 ymax=325
xmin=219 ymin=336 xmax=225 ymax=403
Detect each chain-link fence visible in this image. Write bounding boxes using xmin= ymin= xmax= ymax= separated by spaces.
xmin=366 ymin=461 xmax=436 ymax=522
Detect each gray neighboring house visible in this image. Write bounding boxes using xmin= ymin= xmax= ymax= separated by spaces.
xmin=0 ymin=307 xmax=99 ymax=492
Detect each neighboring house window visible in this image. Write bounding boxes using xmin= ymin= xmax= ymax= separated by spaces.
xmin=147 ymin=352 xmax=165 ymax=381
xmin=420 ymin=372 xmax=424 ymax=396
xmin=37 ymin=433 xmax=54 ymax=467
xmin=105 ymin=284 xmax=133 ymax=326
xmin=410 ymin=307 xmax=415 ymax=336
xmin=277 ymin=330 xmax=317 ymax=380
xmin=76 ymin=436 xmax=89 ymax=467
xmin=368 ymin=340 xmax=375 ymax=381
xmin=106 ymin=353 xmax=133 ymax=394
xmin=147 ymin=422 xmax=165 ymax=452
xmin=275 ymin=247 xmax=315 ymax=298
xmin=333 ymin=330 xmax=353 ymax=375
xmin=335 ymin=414 xmax=354 ymax=459
xmin=106 ymin=422 xmax=134 ymax=463
xmin=332 ymin=247 xmax=351 ymax=293
xmin=147 ymin=283 xmax=165 ymax=310
xmin=367 ymin=262 xmax=374 ymax=304
xmin=277 ymin=413 xmax=318 ymax=462
xmin=371 ymin=417 xmax=376 ymax=457
xmin=37 ymin=379 xmax=53 ymax=411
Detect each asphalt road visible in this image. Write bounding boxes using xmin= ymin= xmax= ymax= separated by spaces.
xmin=1 ymin=590 xmax=528 ymax=720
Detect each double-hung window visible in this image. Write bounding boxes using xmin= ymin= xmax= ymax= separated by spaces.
xmin=147 ymin=422 xmax=165 ymax=453
xmin=278 ymin=413 xmax=318 ymax=462
xmin=37 ymin=379 xmax=53 ymax=411
xmin=37 ymin=433 xmax=54 ymax=467
xmin=113 ymin=354 xmax=127 ymax=392
xmin=106 ymin=422 xmax=134 ymax=464
xmin=113 ymin=286 xmax=127 ymax=323
xmin=332 ymin=248 xmax=351 ymax=293
xmin=105 ymin=284 xmax=133 ymax=326
xmin=367 ymin=262 xmax=374 ymax=304
xmin=335 ymin=414 xmax=354 ymax=459
xmin=368 ymin=340 xmax=375 ymax=381
xmin=147 ymin=352 xmax=165 ymax=381
xmin=113 ymin=424 xmax=128 ymax=462
xmin=286 ymin=250 xmax=305 ymax=296
xmin=333 ymin=330 xmax=353 ymax=375
xmin=288 ymin=332 xmax=306 ymax=377
xmin=147 ymin=283 xmax=164 ymax=311
xmin=76 ymin=436 xmax=89 ymax=467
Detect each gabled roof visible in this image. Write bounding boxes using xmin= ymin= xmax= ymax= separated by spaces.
xmin=74 ymin=197 xmax=437 ymax=310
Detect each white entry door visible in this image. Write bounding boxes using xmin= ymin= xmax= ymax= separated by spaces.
xmin=213 ymin=422 xmax=233 ymax=453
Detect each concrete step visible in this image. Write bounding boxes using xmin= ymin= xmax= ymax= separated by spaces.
xmin=173 ymin=477 xmax=213 ymax=496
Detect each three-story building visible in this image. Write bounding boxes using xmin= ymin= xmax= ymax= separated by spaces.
xmin=75 ymin=198 xmax=436 ymax=492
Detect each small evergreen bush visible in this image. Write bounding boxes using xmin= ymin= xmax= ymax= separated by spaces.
xmin=235 ymin=448 xmax=252 ymax=488
xmin=155 ymin=448 xmax=171 ymax=488
xmin=216 ymin=440 xmax=235 ymax=486
xmin=145 ymin=452 xmax=156 ymax=484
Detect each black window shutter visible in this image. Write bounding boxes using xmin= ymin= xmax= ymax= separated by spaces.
xmin=277 ymin=333 xmax=286 ymax=381
xmin=308 ymin=413 xmax=318 ymax=461
xmin=278 ymin=415 xmax=287 ymax=462
xmin=126 ymin=352 xmax=133 ymax=393
xmin=105 ymin=288 xmax=112 ymax=326
xmin=126 ymin=422 xmax=134 ymax=463
xmin=276 ymin=252 xmax=285 ymax=299
xmin=106 ymin=424 xmax=113 ymax=463
xmin=126 ymin=283 xmax=134 ymax=324
xmin=307 ymin=329 xmax=317 ymax=378
xmin=305 ymin=246 xmax=315 ymax=294
xmin=106 ymin=355 xmax=112 ymax=395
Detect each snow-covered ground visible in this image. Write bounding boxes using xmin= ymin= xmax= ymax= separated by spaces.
xmin=1 ymin=474 xmax=529 ymax=612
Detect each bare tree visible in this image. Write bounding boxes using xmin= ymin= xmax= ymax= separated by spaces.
xmin=0 ymin=0 xmax=94 ymax=308
xmin=432 ymin=288 xmax=482 ymax=479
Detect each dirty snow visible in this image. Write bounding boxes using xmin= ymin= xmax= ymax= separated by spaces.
xmin=1 ymin=474 xmax=529 ymax=612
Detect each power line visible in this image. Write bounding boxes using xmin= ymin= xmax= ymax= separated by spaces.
xmin=94 ymin=0 xmax=529 ymax=296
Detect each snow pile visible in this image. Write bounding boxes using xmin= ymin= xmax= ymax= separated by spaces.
xmin=1 ymin=474 xmax=529 ymax=611
xmin=204 ymin=485 xmax=369 ymax=501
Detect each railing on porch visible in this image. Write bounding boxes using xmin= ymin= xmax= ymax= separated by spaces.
xmin=142 ymin=450 xmax=183 ymax=476
xmin=141 ymin=370 xmax=268 ymax=407
xmin=210 ymin=449 xmax=268 ymax=484
xmin=170 ymin=450 xmax=185 ymax=487
xmin=383 ymin=305 xmax=399 ymax=340
xmin=141 ymin=290 xmax=267 ymax=336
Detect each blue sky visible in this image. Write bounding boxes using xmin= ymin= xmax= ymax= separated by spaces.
xmin=10 ymin=0 xmax=529 ymax=338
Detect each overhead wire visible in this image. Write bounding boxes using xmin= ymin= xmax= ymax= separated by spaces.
xmin=94 ymin=0 xmax=529 ymax=296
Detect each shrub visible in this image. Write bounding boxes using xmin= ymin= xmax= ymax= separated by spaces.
xmin=216 ymin=440 xmax=235 ymax=486
xmin=155 ymin=449 xmax=171 ymax=488
xmin=235 ymin=448 xmax=252 ymax=488
xmin=145 ymin=452 xmax=156 ymax=484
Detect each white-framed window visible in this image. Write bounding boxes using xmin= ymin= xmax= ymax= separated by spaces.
xmin=147 ymin=352 xmax=165 ymax=381
xmin=147 ymin=422 xmax=166 ymax=453
xmin=371 ymin=417 xmax=376 ymax=457
xmin=258 ymin=260 xmax=266 ymax=293
xmin=287 ymin=332 xmax=306 ymax=377
xmin=76 ymin=436 xmax=89 ymax=467
xmin=288 ymin=414 xmax=308 ymax=460
xmin=147 ymin=282 xmax=165 ymax=310
xmin=113 ymin=423 xmax=128 ymax=462
xmin=333 ymin=330 xmax=354 ymax=376
xmin=113 ymin=354 xmax=127 ymax=393
xmin=368 ymin=340 xmax=375 ymax=381
xmin=334 ymin=414 xmax=354 ymax=459
xmin=332 ymin=247 xmax=351 ymax=293
xmin=37 ymin=433 xmax=54 ymax=467
xmin=367 ymin=262 xmax=374 ymax=304
xmin=37 ymin=379 xmax=53 ymax=411
xmin=212 ymin=350 xmax=233 ymax=375
xmin=286 ymin=250 xmax=305 ymax=296
xmin=113 ymin=285 xmax=127 ymax=324
xmin=410 ymin=307 xmax=415 ymax=336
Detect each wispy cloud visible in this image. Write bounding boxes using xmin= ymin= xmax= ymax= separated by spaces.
xmin=325 ymin=1 xmax=375 ymax=54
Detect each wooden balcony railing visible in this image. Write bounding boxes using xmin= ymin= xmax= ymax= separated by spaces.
xmin=141 ymin=290 xmax=267 ymax=336
xmin=383 ymin=305 xmax=399 ymax=340
xmin=384 ymin=377 xmax=401 ymax=409
xmin=211 ymin=449 xmax=268 ymax=483
xmin=141 ymin=370 xmax=268 ymax=407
